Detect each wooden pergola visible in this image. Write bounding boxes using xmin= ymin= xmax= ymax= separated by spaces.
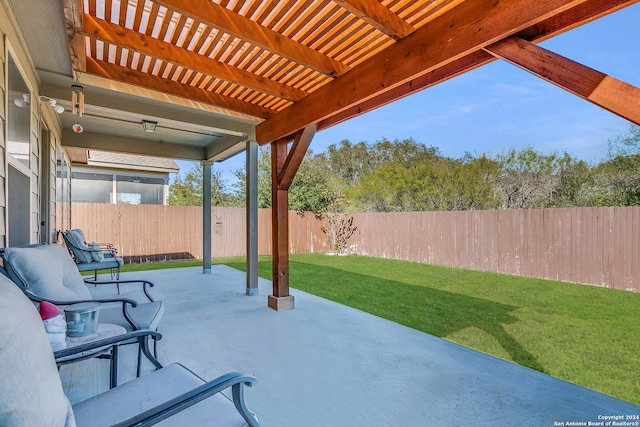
xmin=60 ymin=0 xmax=640 ymax=310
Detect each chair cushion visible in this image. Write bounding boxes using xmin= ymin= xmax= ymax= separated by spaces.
xmin=72 ymin=363 xmax=247 ymax=427
xmin=98 ymin=300 xmax=165 ymax=332
xmin=0 ymin=274 xmax=76 ymax=427
xmin=75 ymin=257 xmax=123 ymax=272
xmin=3 ymin=245 xmax=92 ymax=301
xmin=65 ymin=229 xmax=93 ymax=264
xmin=88 ymin=243 xmax=104 ymax=262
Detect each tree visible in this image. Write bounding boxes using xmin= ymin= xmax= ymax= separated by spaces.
xmin=233 ymin=146 xmax=337 ymax=212
xmin=492 ymin=147 xmax=561 ymax=209
xmin=607 ymin=124 xmax=640 ymax=159
xmin=590 ymin=154 xmax=640 ymax=206
xmin=550 ymin=153 xmax=594 ymax=207
xmin=321 ymin=139 xmax=372 ymax=183
xmin=587 ymin=125 xmax=640 ymax=206
xmin=168 ymin=164 xmax=235 ymax=206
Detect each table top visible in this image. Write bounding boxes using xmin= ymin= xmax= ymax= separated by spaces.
xmin=55 ymin=323 xmax=127 ymax=363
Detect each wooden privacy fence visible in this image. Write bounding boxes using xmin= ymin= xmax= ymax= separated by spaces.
xmin=71 ymin=203 xmax=639 ymax=292
xmin=70 ymin=203 xmax=329 ymax=262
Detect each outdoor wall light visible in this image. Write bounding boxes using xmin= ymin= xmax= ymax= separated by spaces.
xmin=14 ymin=94 xmax=64 ymax=114
xmin=40 ymin=96 xmax=65 ymax=114
xmin=141 ymin=120 xmax=158 ymax=132
xmin=13 ymin=93 xmax=30 ymax=107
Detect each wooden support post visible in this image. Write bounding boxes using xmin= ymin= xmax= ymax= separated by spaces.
xmin=268 ymin=139 xmax=294 ymax=310
xmin=484 ymin=37 xmax=640 ymax=126
xmin=267 ymin=124 xmax=317 ymax=311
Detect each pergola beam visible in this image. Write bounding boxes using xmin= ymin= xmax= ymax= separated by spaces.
xmin=334 ymin=0 xmax=415 ymax=40
xmin=62 ymin=0 xmax=85 ymax=72
xmin=484 ymin=37 xmax=640 ymax=126
xmin=154 ymin=0 xmax=349 ymax=77
xmin=82 ymin=15 xmax=307 ymax=102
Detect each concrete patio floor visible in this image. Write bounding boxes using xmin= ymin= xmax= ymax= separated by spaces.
xmin=60 ymin=265 xmax=640 ymax=426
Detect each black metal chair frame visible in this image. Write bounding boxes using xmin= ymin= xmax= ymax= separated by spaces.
xmin=0 ymin=245 xmax=161 ymax=378
xmin=60 ymin=230 xmax=122 ymax=282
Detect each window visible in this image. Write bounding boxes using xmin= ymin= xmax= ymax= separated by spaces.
xmin=116 ymin=175 xmax=165 ymax=205
xmin=71 ymin=172 xmax=113 ymax=203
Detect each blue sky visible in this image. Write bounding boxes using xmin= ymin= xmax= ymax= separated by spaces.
xmin=176 ymin=4 xmax=640 ymax=182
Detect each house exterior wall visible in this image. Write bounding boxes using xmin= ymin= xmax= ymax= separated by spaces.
xmin=0 ymin=1 xmax=67 ymax=246
xmin=0 ymin=32 xmax=6 ymax=247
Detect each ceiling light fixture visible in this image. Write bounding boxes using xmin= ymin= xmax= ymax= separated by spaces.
xmin=141 ymin=120 xmax=158 ymax=132
xmin=71 ymin=84 xmax=84 ymax=117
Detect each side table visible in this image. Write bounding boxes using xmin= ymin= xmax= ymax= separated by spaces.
xmin=54 ymin=323 xmax=126 ymax=388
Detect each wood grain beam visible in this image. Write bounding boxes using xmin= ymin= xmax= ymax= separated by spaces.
xmin=84 ymin=57 xmax=276 ymax=119
xmin=268 ymin=125 xmax=315 ymax=310
xmin=335 ymin=0 xmax=415 ymax=40
xmin=269 ymin=138 xmax=294 ymax=310
xmin=484 ymin=37 xmax=640 ymax=126
xmin=516 ymin=0 xmax=639 ymax=43
xmin=62 ymin=0 xmax=86 ymax=72
xmin=154 ymin=0 xmax=349 ymax=77
xmin=278 ymin=124 xmax=316 ymax=190
xmin=256 ymin=0 xmax=589 ymax=145
xmin=82 ymin=14 xmax=307 ymax=102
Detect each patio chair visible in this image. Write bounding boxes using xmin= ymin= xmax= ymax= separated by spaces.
xmin=61 ymin=228 xmax=123 ymax=282
xmin=0 ymin=243 xmax=164 ymax=376
xmin=0 ymin=272 xmax=260 ymax=427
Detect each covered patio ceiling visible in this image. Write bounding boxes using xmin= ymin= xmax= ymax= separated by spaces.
xmin=12 ymin=0 xmax=640 ymax=309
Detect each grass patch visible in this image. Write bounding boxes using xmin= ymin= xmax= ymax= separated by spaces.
xmin=120 ymin=254 xmax=640 ymax=405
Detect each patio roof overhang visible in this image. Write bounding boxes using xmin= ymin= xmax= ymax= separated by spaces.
xmin=11 ymin=0 xmax=640 ymax=310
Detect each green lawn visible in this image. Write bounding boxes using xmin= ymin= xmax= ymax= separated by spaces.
xmin=122 ymin=254 xmax=640 ymax=405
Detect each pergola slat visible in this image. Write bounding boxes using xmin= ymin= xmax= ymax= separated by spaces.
xmin=83 ymin=14 xmax=307 ymax=101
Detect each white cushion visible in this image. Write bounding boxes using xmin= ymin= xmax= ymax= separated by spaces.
xmin=0 ymin=274 xmax=76 ymax=426
xmin=3 ymin=245 xmax=92 ymax=301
